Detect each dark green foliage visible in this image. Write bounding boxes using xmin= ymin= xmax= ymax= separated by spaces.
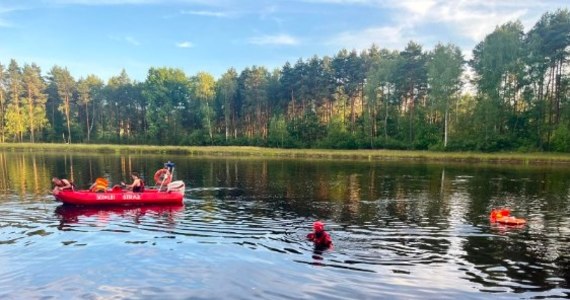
xmin=182 ymin=130 xmax=208 ymax=146
xmin=552 ymin=123 xmax=570 ymax=152
xmin=318 ymin=121 xmax=357 ymax=149
xmin=142 ymin=67 xmax=192 ymax=145
xmin=414 ymin=122 xmax=440 ymax=150
xmin=287 ymin=110 xmax=325 ymax=148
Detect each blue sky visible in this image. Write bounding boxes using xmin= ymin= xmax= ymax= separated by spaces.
xmin=0 ymin=0 xmax=567 ymax=81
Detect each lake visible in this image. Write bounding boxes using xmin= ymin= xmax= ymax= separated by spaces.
xmin=0 ymin=150 xmax=569 ymax=299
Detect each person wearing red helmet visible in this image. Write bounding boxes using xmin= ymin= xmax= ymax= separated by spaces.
xmin=307 ymin=221 xmax=332 ymax=249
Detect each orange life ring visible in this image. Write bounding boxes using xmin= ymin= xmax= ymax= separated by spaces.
xmin=154 ymin=169 xmax=172 ymax=185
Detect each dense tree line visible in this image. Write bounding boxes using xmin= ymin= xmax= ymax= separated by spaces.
xmin=0 ymin=9 xmax=568 ymax=151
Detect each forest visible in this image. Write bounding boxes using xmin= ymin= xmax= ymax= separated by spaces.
xmin=0 ymin=9 xmax=568 ymax=152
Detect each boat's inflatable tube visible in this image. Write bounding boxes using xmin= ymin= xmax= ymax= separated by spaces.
xmin=52 ymin=185 xmax=185 ymax=206
xmin=154 ymin=169 xmax=172 ymax=186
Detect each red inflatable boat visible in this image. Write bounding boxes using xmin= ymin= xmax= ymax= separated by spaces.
xmin=53 ymin=180 xmax=185 ymax=206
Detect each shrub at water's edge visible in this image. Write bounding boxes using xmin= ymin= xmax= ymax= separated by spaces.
xmin=2 ymin=143 xmax=570 ymax=165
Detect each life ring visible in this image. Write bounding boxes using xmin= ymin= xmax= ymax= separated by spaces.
xmin=154 ymin=169 xmax=172 ymax=185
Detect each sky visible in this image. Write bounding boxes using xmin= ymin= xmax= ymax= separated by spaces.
xmin=0 ymin=0 xmax=567 ymax=82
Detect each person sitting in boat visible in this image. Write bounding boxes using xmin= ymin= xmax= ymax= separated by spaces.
xmin=121 ymin=172 xmax=145 ymax=192
xmin=307 ymin=221 xmax=332 ymax=249
xmin=52 ymin=177 xmax=74 ymax=193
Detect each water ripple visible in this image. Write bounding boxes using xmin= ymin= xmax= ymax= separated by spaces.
xmin=0 ymin=188 xmax=569 ymax=299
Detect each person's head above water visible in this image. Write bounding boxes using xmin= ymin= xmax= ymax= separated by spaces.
xmin=313 ymin=221 xmax=325 ymax=232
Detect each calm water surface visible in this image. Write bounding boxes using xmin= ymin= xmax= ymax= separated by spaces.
xmin=0 ymin=151 xmax=569 ymax=299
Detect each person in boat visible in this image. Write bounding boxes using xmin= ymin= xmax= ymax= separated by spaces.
xmin=162 ymin=161 xmax=175 ymax=183
xmin=121 ymin=172 xmax=145 ymax=192
xmin=52 ymin=177 xmax=74 ymax=193
xmin=164 ymin=161 xmax=175 ymax=174
xmin=307 ymin=221 xmax=332 ymax=249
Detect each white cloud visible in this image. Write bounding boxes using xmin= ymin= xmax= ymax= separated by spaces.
xmin=49 ymin=0 xmax=158 ymax=4
xmin=125 ymin=36 xmax=140 ymax=46
xmin=248 ymin=34 xmax=299 ymax=46
xmin=48 ymin=0 xmax=218 ymax=5
xmin=0 ymin=6 xmax=21 ymax=14
xmin=301 ymin=0 xmax=376 ymax=4
xmin=330 ymin=25 xmax=412 ymax=50
xmin=180 ymin=10 xmax=230 ymax=18
xmin=326 ymin=0 xmax=563 ymax=52
xmin=392 ymin=1 xmax=529 ymax=42
xmin=108 ymin=35 xmax=141 ymax=46
xmin=0 ymin=4 xmax=28 ymax=28
xmin=0 ymin=18 xmax=11 ymax=27
xmin=176 ymin=41 xmax=194 ymax=48
xmin=396 ymin=0 xmax=437 ymax=16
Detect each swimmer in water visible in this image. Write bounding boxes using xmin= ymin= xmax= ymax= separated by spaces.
xmin=307 ymin=221 xmax=332 ymax=249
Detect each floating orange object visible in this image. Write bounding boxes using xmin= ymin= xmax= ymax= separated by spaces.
xmin=495 ymin=216 xmax=527 ymax=225
xmin=490 ymin=208 xmax=510 ymax=219
xmin=490 ymin=208 xmax=526 ymax=226
xmin=154 ymin=168 xmax=172 ymax=186
xmin=91 ymin=177 xmax=109 ymax=192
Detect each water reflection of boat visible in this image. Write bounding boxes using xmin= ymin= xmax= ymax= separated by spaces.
xmin=55 ymin=204 xmax=185 ymax=224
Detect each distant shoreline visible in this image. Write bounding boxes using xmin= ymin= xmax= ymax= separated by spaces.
xmin=2 ymin=143 xmax=570 ymax=165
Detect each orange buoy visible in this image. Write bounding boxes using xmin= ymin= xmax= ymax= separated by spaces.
xmin=490 ymin=208 xmax=511 ymax=219
xmin=490 ymin=208 xmax=526 ymax=226
xmin=154 ymin=168 xmax=172 ymax=186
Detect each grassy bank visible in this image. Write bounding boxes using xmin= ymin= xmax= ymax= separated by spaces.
xmin=2 ymin=142 xmax=570 ymax=165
